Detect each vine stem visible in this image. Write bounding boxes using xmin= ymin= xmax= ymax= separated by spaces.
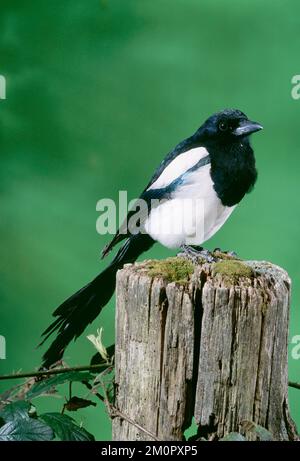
xmin=0 ymin=363 xmax=109 ymax=381
xmin=288 ymin=381 xmax=300 ymax=390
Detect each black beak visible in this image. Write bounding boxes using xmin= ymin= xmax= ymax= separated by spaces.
xmin=234 ymin=119 xmax=263 ymax=137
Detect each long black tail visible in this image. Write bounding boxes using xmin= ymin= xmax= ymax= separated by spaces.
xmin=40 ymin=233 xmax=154 ymax=368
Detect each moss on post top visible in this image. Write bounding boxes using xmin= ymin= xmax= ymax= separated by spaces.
xmin=145 ymin=257 xmax=194 ymax=284
xmin=212 ymin=260 xmax=254 ymax=282
xmin=133 ymin=256 xmax=255 ymax=286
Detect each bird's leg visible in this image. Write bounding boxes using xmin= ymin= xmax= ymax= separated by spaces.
xmin=179 ymin=244 xmax=216 ymax=263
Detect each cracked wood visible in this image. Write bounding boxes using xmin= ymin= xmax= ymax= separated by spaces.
xmin=112 ymin=260 xmax=298 ymax=441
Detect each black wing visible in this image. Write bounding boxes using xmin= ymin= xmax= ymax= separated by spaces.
xmin=101 ymin=135 xmax=199 ymax=258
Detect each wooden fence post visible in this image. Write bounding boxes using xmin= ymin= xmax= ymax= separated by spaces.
xmin=112 ymin=257 xmax=298 ymax=441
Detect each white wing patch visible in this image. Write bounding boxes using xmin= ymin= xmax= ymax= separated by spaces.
xmin=148 ymin=146 xmax=209 ymax=190
xmin=145 ymin=163 xmax=236 ymax=248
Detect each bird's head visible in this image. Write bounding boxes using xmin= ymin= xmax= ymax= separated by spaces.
xmin=197 ymin=109 xmax=263 ymax=143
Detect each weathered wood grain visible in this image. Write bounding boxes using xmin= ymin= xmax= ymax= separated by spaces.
xmin=112 ymin=259 xmax=298 ymax=441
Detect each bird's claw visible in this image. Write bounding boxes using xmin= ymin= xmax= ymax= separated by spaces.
xmin=213 ymin=248 xmax=239 ymax=259
xmin=178 ymin=246 xmax=239 ymax=264
xmin=179 ymin=245 xmax=216 ymax=263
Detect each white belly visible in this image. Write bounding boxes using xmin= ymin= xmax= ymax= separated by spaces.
xmin=144 ymin=163 xmax=236 ymax=249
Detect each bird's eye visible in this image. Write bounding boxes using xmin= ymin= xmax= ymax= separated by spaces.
xmin=219 ymin=121 xmax=228 ymax=131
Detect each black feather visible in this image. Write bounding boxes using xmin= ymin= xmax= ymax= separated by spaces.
xmin=40 ymin=233 xmax=154 ymax=368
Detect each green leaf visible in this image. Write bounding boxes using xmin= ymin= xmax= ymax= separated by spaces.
xmin=252 ymin=424 xmax=273 ymax=441
xmin=0 ymin=401 xmax=31 ymax=423
xmin=0 ymin=419 xmax=54 ymax=441
xmin=39 ymin=413 xmax=94 ymax=441
xmin=241 ymin=420 xmax=273 ymax=441
xmin=184 ymin=417 xmax=198 ymax=440
xmin=220 ymin=432 xmax=246 ymax=441
xmin=27 ymin=371 xmax=94 ymax=399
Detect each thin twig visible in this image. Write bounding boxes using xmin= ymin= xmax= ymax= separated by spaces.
xmin=82 ymin=380 xmax=105 ymax=403
xmin=0 ymin=364 xmax=109 ymax=381
xmin=289 ymin=381 xmax=300 ymax=390
xmin=111 ymin=406 xmax=161 ymax=441
xmin=69 ymin=381 xmax=72 ymax=400
xmin=98 ymin=366 xmax=114 ymax=411
xmin=97 ymin=367 xmax=160 ymax=441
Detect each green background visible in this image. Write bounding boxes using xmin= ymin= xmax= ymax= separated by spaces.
xmin=0 ymin=0 xmax=299 ymax=440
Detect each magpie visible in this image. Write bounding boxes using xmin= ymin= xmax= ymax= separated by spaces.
xmin=40 ymin=108 xmax=262 ymax=368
